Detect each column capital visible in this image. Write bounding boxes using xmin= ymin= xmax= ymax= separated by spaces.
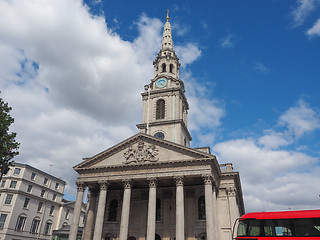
xmin=202 ymin=174 xmax=213 ymax=185
xmin=76 ymin=181 xmax=85 ymax=192
xmin=122 ymin=179 xmax=132 ymax=189
xmin=174 ymin=176 xmax=184 ymax=186
xmin=98 ymin=180 xmax=109 ymax=190
xmin=226 ymin=187 xmax=236 ymax=196
xmin=147 ymin=178 xmax=157 ymax=188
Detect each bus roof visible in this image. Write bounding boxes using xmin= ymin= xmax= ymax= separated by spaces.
xmin=240 ymin=209 xmax=320 ymax=220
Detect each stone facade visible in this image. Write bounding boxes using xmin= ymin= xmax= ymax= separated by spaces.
xmin=69 ymin=12 xmax=244 ymax=240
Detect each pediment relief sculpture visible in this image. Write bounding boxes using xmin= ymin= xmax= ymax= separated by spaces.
xmin=124 ymin=140 xmax=159 ymax=164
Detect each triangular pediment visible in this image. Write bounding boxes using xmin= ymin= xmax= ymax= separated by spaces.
xmin=74 ymin=133 xmax=214 ymax=171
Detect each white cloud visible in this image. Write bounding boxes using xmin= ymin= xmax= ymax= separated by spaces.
xmin=253 ymin=62 xmax=270 ymax=74
xmin=278 ymin=99 xmax=320 ymax=139
xmin=220 ymin=34 xmax=237 ymax=49
xmin=307 ymin=18 xmax=320 ymax=36
xmin=291 ymin=0 xmax=319 ymax=27
xmin=214 ymin=100 xmax=320 ymax=212
xmin=175 ymin=43 xmax=201 ymax=67
xmin=0 ymin=0 xmax=203 ymax=199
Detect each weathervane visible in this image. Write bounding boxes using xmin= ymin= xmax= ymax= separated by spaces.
xmin=167 ymin=9 xmax=169 ymax=22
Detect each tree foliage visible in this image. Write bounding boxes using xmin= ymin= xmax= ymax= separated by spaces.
xmin=0 ymin=92 xmax=20 ymax=180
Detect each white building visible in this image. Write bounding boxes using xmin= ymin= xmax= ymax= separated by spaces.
xmin=69 ymin=13 xmax=244 ymax=240
xmin=0 ymin=163 xmax=85 ymax=240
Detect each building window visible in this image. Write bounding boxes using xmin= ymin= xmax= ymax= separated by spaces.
xmin=4 ymin=194 xmax=13 ymax=205
xmin=169 ymin=64 xmax=174 ymax=73
xmin=37 ymin=202 xmax=43 ymax=212
xmin=0 ymin=214 xmax=7 ymax=230
xmin=65 ymin=210 xmax=70 ymax=220
xmin=15 ymin=215 xmax=27 ymax=231
xmin=49 ymin=206 xmax=54 ymax=215
xmin=52 ymin=194 xmax=56 ymax=201
xmin=154 ymin=132 xmax=165 ymax=140
xmin=156 ymin=198 xmax=161 ymax=221
xmin=155 ymin=234 xmax=161 ymax=240
xmin=0 ymin=180 xmax=6 ymax=188
xmin=31 ymin=172 xmax=36 ymax=180
xmin=30 ymin=218 xmax=40 ymax=234
xmin=23 ymin=198 xmax=30 ymax=208
xmin=55 ymin=183 xmax=59 ymax=190
xmin=43 ymin=178 xmax=48 ymax=185
xmin=40 ymin=189 xmax=46 ymax=197
xmin=27 ymin=185 xmax=33 ymax=193
xmin=161 ymin=63 xmax=166 ymax=72
xmin=9 ymin=180 xmax=17 ymax=189
xmin=198 ymin=196 xmax=206 ymax=220
xmin=13 ymin=168 xmax=21 ymax=175
xmin=156 ymin=99 xmax=165 ymax=119
xmin=44 ymin=220 xmax=52 ymax=235
xmin=108 ymin=199 xmax=118 ymax=222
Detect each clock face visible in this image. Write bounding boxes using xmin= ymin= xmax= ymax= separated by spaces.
xmin=156 ymin=78 xmax=168 ymax=88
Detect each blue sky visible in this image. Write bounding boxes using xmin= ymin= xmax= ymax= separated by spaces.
xmin=0 ymin=0 xmax=320 ymax=212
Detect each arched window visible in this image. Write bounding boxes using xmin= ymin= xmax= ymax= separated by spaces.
xmin=154 ymin=132 xmax=164 ymax=140
xmin=108 ymin=199 xmax=118 ymax=222
xmin=44 ymin=220 xmax=52 ymax=235
xmin=198 ymin=196 xmax=206 ymax=220
xmin=128 ymin=236 xmax=136 ymax=240
xmin=15 ymin=214 xmax=27 ymax=231
xmin=30 ymin=217 xmax=41 ymax=234
xmin=156 ymin=99 xmax=165 ymax=119
xmin=156 ymin=198 xmax=161 ymax=221
xmin=169 ymin=64 xmax=174 ymax=73
xmin=155 ymin=234 xmax=161 ymax=240
xmin=161 ymin=63 xmax=166 ymax=72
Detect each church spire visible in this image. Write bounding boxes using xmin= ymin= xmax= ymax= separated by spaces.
xmin=161 ymin=9 xmax=173 ymax=50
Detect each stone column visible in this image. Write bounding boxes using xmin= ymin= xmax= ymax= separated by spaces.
xmin=69 ymin=182 xmax=85 ymax=240
xmin=93 ymin=181 xmax=109 ymax=240
xmin=119 ymin=179 xmax=132 ymax=240
xmin=147 ymin=178 xmax=157 ymax=240
xmin=203 ymin=175 xmax=214 ymax=240
xmin=227 ymin=187 xmax=240 ymax=228
xmin=212 ymin=185 xmax=218 ymax=240
xmin=175 ymin=176 xmax=184 ymax=240
xmin=83 ymin=187 xmax=98 ymax=240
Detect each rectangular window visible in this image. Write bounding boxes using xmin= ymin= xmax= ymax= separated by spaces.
xmin=4 ymin=194 xmax=13 ymax=205
xmin=293 ymin=218 xmax=320 ymax=237
xmin=30 ymin=218 xmax=40 ymax=234
xmin=264 ymin=219 xmax=292 ymax=237
xmin=43 ymin=178 xmax=48 ymax=185
xmin=9 ymin=180 xmax=17 ymax=189
xmin=13 ymin=168 xmax=21 ymax=175
xmin=27 ymin=185 xmax=33 ymax=193
xmin=40 ymin=189 xmax=46 ymax=197
xmin=37 ymin=202 xmax=43 ymax=212
xmin=49 ymin=206 xmax=54 ymax=215
xmin=65 ymin=210 xmax=70 ymax=219
xmin=0 ymin=180 xmax=6 ymax=188
xmin=0 ymin=214 xmax=8 ymax=230
xmin=15 ymin=215 xmax=26 ymax=231
xmin=31 ymin=172 xmax=36 ymax=180
xmin=23 ymin=198 xmax=30 ymax=208
xmin=55 ymin=182 xmax=59 ymax=190
xmin=52 ymin=194 xmax=56 ymax=201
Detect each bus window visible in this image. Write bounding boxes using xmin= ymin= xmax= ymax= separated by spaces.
xmin=248 ymin=220 xmax=261 ymax=237
xmin=264 ymin=219 xmax=292 ymax=237
xmin=237 ymin=220 xmax=249 ymax=237
xmin=293 ymin=218 xmax=320 ymax=237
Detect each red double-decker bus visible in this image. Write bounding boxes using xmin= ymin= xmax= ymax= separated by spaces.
xmin=233 ymin=209 xmax=320 ymax=239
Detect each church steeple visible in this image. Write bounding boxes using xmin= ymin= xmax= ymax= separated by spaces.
xmin=137 ymin=12 xmax=192 ymax=147
xmin=162 ymin=10 xmax=173 ymax=50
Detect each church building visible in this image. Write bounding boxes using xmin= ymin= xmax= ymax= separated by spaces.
xmin=69 ymin=12 xmax=245 ymax=240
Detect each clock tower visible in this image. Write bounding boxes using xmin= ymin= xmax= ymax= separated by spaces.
xmin=137 ymin=11 xmax=192 ymax=146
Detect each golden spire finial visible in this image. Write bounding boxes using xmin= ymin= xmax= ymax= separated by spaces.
xmin=167 ymin=9 xmax=169 ymax=22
